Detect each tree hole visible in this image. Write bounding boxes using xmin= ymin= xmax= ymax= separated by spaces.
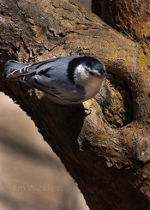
xmin=96 ymin=75 xmax=133 ymax=128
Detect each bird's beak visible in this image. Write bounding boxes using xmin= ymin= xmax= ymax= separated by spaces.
xmin=90 ymin=70 xmax=101 ymax=77
xmin=95 ymin=71 xmax=101 ymax=77
xmin=97 ymin=71 xmax=111 ymax=78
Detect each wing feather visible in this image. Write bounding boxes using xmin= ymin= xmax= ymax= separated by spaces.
xmin=28 ymin=74 xmax=85 ymax=102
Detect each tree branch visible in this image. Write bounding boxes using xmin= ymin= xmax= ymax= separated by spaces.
xmin=1 ymin=0 xmax=150 ymax=209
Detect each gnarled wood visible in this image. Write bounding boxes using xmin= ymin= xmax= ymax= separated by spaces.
xmin=92 ymin=0 xmax=150 ymax=41
xmin=0 ymin=0 xmax=150 ymax=209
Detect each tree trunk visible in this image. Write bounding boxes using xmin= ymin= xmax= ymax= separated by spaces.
xmin=0 ymin=0 xmax=150 ymax=209
xmin=92 ymin=0 xmax=150 ymax=41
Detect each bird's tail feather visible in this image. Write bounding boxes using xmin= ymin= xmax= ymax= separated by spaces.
xmin=4 ymin=60 xmax=28 ymax=79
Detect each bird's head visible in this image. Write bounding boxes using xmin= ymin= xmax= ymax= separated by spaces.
xmin=74 ymin=56 xmax=106 ymax=86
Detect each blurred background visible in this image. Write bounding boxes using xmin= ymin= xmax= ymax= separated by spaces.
xmin=0 ymin=1 xmax=91 ymax=210
xmin=0 ymin=92 xmax=89 ymax=210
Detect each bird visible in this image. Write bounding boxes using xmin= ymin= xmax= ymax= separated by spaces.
xmin=4 ymin=56 xmax=106 ymax=104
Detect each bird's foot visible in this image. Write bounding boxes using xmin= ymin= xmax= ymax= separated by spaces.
xmin=27 ymin=88 xmax=35 ymax=96
xmin=82 ymin=99 xmax=93 ymax=115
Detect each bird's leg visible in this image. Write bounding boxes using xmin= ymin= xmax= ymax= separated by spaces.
xmin=82 ymin=99 xmax=94 ymax=115
xmin=27 ymin=88 xmax=44 ymax=100
xmin=27 ymin=88 xmax=35 ymax=96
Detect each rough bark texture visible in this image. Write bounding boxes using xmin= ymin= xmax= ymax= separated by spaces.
xmin=0 ymin=0 xmax=150 ymax=209
xmin=92 ymin=0 xmax=150 ymax=40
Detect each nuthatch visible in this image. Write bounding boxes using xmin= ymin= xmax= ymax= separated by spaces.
xmin=4 ymin=56 xmax=106 ymax=104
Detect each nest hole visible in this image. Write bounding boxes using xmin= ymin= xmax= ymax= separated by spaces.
xmin=96 ymin=74 xmax=133 ymax=128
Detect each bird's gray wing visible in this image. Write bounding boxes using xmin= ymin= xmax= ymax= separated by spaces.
xmin=27 ymin=74 xmax=85 ymax=102
xmin=4 ymin=56 xmax=85 ymax=102
xmin=4 ymin=58 xmax=61 ymax=79
xmin=28 ymin=57 xmax=60 ymax=74
xmin=4 ymin=56 xmax=79 ymax=79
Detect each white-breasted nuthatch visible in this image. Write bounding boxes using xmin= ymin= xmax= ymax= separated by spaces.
xmin=4 ymin=56 xmax=106 ymax=104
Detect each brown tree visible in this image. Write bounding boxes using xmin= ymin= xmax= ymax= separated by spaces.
xmin=0 ymin=0 xmax=150 ymax=209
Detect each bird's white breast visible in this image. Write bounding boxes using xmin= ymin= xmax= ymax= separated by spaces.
xmin=84 ymin=77 xmax=104 ymax=100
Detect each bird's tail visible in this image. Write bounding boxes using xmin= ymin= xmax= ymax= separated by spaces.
xmin=4 ymin=60 xmax=29 ymax=79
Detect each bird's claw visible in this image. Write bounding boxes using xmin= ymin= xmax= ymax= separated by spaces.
xmin=82 ymin=100 xmax=93 ymax=115
xmin=27 ymin=88 xmax=35 ymax=96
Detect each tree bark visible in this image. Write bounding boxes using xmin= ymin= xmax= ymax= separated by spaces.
xmin=92 ymin=0 xmax=150 ymax=40
xmin=0 ymin=0 xmax=150 ymax=209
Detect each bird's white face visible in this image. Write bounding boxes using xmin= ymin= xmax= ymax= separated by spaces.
xmin=74 ymin=64 xmax=90 ymax=86
xmin=74 ymin=64 xmax=103 ymax=86
xmin=74 ymin=63 xmax=105 ymax=100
